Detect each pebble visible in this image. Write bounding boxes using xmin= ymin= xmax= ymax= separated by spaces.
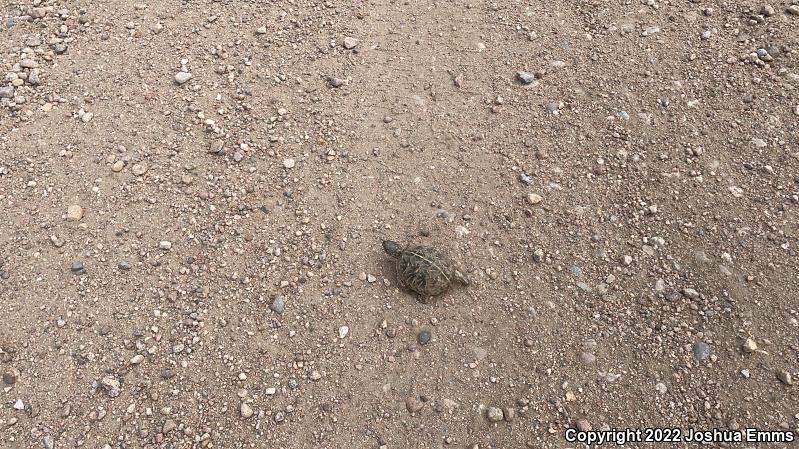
xmin=405 ymin=396 xmax=423 ymax=413
xmin=131 ymin=163 xmax=147 ymax=176
xmin=130 ymin=354 xmax=144 ymax=364
xmin=13 ymin=399 xmax=24 ymax=410
xmin=283 ymin=158 xmax=296 ymax=169
xmin=162 ymin=419 xmax=177 ymax=434
xmin=343 ymin=37 xmax=359 ymax=49
xmin=270 ymin=295 xmax=285 ymax=314
xmin=100 ymin=375 xmax=120 ymax=397
xmin=3 ymin=368 xmax=19 ymax=385
xmin=111 ymin=160 xmax=124 ymax=172
xmin=788 ymin=5 xmax=799 ymax=15
xmin=0 ymin=86 xmax=14 ymax=98
xmin=67 ymin=204 xmax=83 ymax=221
xmin=175 ymin=72 xmax=192 ymax=84
xmin=761 ymin=5 xmax=775 ymax=16
xmin=516 ymin=71 xmax=535 ymax=84
xmin=43 ymin=436 xmax=54 ymax=449
xmin=417 ymin=330 xmax=432 ymax=345
xmin=486 ymin=406 xmax=504 ymax=422
xmin=19 ymin=59 xmax=38 ymax=69
xmin=328 ymin=77 xmax=344 ymax=88
xmin=71 ymin=260 xmax=85 ymax=273
xmin=518 ymin=174 xmax=530 ymax=185
xmin=256 ymin=26 xmax=267 ymax=34
xmin=742 ymin=338 xmax=758 ymax=353
xmin=579 ymin=351 xmax=596 ymax=364
xmin=682 ymin=288 xmax=700 ymax=300
xmin=526 ymin=193 xmax=543 ymax=205
xmin=776 ymin=370 xmax=793 ymax=385
xmin=338 ymin=325 xmax=349 ymax=339
xmin=692 ymin=341 xmax=712 ymax=361
xmin=240 ymin=402 xmax=254 ymax=418
xmin=159 ymin=241 xmax=172 ymax=250
xmin=118 ymin=260 xmax=131 ymax=271
xmin=575 ymin=418 xmax=592 ymax=432
xmin=642 ymin=26 xmax=661 ymax=36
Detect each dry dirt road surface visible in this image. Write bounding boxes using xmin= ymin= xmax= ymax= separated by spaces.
xmin=1 ymin=0 xmax=798 ymax=448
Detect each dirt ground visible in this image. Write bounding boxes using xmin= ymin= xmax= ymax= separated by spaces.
xmin=1 ymin=0 xmax=798 ymax=448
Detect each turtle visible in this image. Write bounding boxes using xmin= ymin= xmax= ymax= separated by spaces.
xmin=382 ymin=240 xmax=470 ymax=302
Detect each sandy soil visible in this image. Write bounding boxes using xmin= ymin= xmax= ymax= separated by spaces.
xmin=1 ymin=0 xmax=798 ymax=448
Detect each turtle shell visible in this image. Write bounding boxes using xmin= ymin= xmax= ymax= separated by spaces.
xmin=396 ymin=245 xmax=455 ymax=297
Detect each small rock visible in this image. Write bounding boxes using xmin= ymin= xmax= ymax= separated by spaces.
xmin=111 ymin=160 xmax=124 ymax=172
xmin=13 ymin=399 xmax=24 ymax=410
xmin=3 ymin=368 xmax=19 ymax=385
xmin=100 ymin=375 xmax=120 ymax=397
xmin=742 ymin=338 xmax=758 ymax=353
xmin=776 ymin=370 xmax=793 ymax=385
xmin=130 ymin=354 xmax=144 ymax=365
xmin=71 ymin=260 xmax=85 ymax=273
xmin=0 ymin=86 xmax=14 ymax=99
xmin=131 ymin=163 xmax=148 ymax=176
xmin=692 ymin=341 xmax=712 ymax=361
xmin=486 ymin=406 xmax=504 ymax=422
xmin=328 ymin=77 xmax=344 ymax=88
xmin=118 ymin=260 xmax=131 ymax=271
xmin=159 ymin=241 xmax=172 ymax=250
xmin=516 ymin=71 xmax=535 ymax=84
xmin=338 ymin=325 xmax=349 ymax=339
xmin=175 ymin=72 xmax=192 ymax=84
xmin=682 ymin=288 xmax=700 ymax=300
xmin=575 ymin=418 xmax=592 ymax=432
xmin=66 ymin=205 xmax=83 ymax=221
xmin=417 ymin=330 xmax=432 ymax=346
xmin=256 ymin=26 xmax=267 ymax=34
xmin=283 ymin=158 xmax=296 ymax=169
xmin=503 ymin=407 xmax=516 ymax=422
xmin=787 ymin=5 xmax=799 ymax=15
xmin=526 ymin=193 xmax=543 ymax=205
xmin=579 ymin=352 xmax=596 ymax=364
xmin=240 ymin=402 xmax=253 ymax=418
xmin=405 ymin=396 xmax=423 ymax=413
xmin=43 ymin=436 xmax=54 ymax=449
xmin=642 ymin=26 xmax=660 ymax=36
xmin=208 ymin=139 xmax=225 ymax=155
xmin=269 ymin=295 xmax=285 ymax=314
xmin=19 ymin=59 xmax=38 ymax=69
xmin=343 ymin=37 xmax=359 ymax=49
xmin=162 ymin=419 xmax=177 ymax=434
xmin=761 ymin=5 xmax=775 ymax=16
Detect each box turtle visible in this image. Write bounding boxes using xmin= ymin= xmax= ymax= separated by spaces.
xmin=382 ymin=240 xmax=470 ymax=302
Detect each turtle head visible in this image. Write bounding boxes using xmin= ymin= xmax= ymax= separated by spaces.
xmin=453 ymin=268 xmax=471 ymax=286
xmin=382 ymin=240 xmax=403 ymax=258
